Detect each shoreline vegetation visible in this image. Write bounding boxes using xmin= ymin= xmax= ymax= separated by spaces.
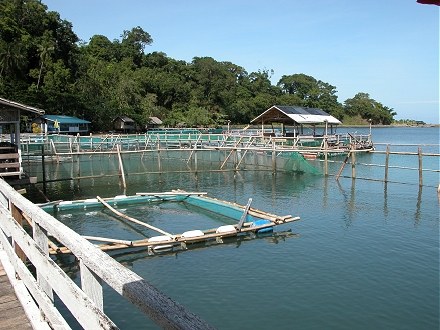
xmin=0 ymin=0 xmax=403 ymax=131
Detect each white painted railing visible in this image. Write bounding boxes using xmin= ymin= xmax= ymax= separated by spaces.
xmin=0 ymin=178 xmax=213 ymax=329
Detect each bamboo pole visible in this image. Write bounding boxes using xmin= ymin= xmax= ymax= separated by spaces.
xmin=116 ymin=144 xmax=126 ymax=189
xmin=324 ymin=136 xmax=328 ymax=176
xmin=96 ymin=196 xmax=174 ymax=238
xmin=418 ymin=147 xmax=423 ymax=186
xmin=384 ymin=144 xmax=390 ymax=182
xmin=82 ymin=235 xmax=132 ymax=246
xmin=335 ymin=151 xmax=351 ymax=180
xmin=351 ymin=150 xmax=356 ymax=179
xmin=136 ymin=191 xmax=207 ymax=196
xmin=50 ymin=139 xmax=59 ymax=164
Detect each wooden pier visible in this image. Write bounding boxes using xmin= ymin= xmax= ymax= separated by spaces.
xmin=0 ymin=178 xmax=214 ymax=329
xmin=0 ymin=260 xmax=32 ymax=330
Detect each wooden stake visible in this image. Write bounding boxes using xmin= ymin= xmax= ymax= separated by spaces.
xmin=351 ymin=150 xmax=356 ymax=179
xmin=116 ymin=144 xmax=126 ymax=189
xmin=237 ymin=198 xmax=252 ymax=231
xmin=335 ymin=151 xmax=351 ymax=180
xmin=418 ymin=147 xmax=423 ymax=186
xmin=384 ymin=144 xmax=390 ymax=182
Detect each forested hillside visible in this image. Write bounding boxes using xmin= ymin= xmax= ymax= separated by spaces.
xmin=0 ymin=0 xmax=396 ymax=130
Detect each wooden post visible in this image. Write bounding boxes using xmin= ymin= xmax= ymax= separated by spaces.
xmin=10 ymin=203 xmax=26 ymax=262
xmin=384 ymin=144 xmax=390 ymax=182
xmin=80 ymin=260 xmax=103 ymax=311
xmin=335 ymin=151 xmax=350 ymax=180
xmin=157 ymin=145 xmax=161 ymax=172
xmin=418 ymin=147 xmax=423 ymax=186
xmin=41 ymin=144 xmax=47 ymax=195
xmin=116 ymin=144 xmax=126 ymax=189
xmin=271 ymin=141 xmax=276 ymax=174
xmin=237 ymin=198 xmax=252 ymax=231
xmin=351 ymin=150 xmax=356 ymax=179
xmin=50 ymin=139 xmax=59 ymax=164
xmin=324 ymin=137 xmax=328 ymax=176
xmin=33 ymin=222 xmax=54 ymax=301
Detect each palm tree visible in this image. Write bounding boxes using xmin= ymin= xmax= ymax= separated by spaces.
xmin=0 ymin=41 xmax=26 ymax=78
xmin=36 ymin=41 xmax=54 ymax=90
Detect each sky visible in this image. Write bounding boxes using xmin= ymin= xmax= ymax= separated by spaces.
xmin=43 ymin=0 xmax=439 ymax=124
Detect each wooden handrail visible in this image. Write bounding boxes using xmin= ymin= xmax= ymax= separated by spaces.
xmin=0 ymin=178 xmax=213 ymax=329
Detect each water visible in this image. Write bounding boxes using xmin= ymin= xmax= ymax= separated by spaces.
xmin=24 ymin=127 xmax=439 ymax=329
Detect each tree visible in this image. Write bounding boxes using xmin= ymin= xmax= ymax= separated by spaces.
xmin=344 ymin=93 xmax=396 ymax=124
xmin=36 ymin=33 xmax=55 ymax=90
xmin=277 ymin=73 xmax=343 ymax=118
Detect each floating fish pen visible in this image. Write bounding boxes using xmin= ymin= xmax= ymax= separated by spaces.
xmin=40 ymin=190 xmax=300 ymax=255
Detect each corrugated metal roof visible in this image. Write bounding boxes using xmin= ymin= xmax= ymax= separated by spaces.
xmin=251 ymin=105 xmax=341 ymax=125
xmin=0 ymin=97 xmax=45 ymax=115
xmin=149 ymin=116 xmax=163 ymax=125
xmin=42 ymin=115 xmax=91 ymax=124
xmin=114 ymin=116 xmax=135 ymax=123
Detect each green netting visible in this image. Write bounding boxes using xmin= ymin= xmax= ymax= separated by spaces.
xmin=280 ymin=152 xmax=321 ymax=175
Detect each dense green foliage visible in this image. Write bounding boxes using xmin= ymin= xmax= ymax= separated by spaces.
xmin=0 ymin=0 xmax=396 ymax=130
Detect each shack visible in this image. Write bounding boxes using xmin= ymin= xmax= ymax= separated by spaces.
xmin=34 ymin=115 xmax=91 ymax=134
xmin=146 ymin=116 xmax=163 ymax=130
xmin=113 ymin=116 xmax=136 ymax=133
xmin=250 ymin=105 xmax=341 ymax=137
xmin=0 ymin=97 xmax=44 ymax=179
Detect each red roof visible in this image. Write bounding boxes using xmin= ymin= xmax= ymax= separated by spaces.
xmin=417 ymin=0 xmax=440 ymax=5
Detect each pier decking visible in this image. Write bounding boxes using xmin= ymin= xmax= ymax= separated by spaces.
xmin=0 ymin=260 xmax=32 ymax=330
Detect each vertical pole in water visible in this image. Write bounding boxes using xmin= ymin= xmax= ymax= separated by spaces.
xmin=384 ymin=144 xmax=390 ymax=182
xmin=272 ymin=141 xmax=276 ymax=174
xmin=324 ymin=136 xmax=328 ymax=176
xmin=117 ymin=144 xmax=127 ymax=189
xmin=418 ymin=147 xmax=423 ymax=187
xmin=194 ymin=143 xmax=198 ymax=173
xmin=351 ymin=150 xmax=356 ymax=179
xmin=324 ymin=120 xmax=328 ymax=176
xmin=41 ymin=144 xmax=46 ymax=195
xmin=157 ymin=141 xmax=161 ymax=173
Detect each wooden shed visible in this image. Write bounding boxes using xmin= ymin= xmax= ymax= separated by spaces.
xmin=113 ymin=116 xmax=136 ymax=133
xmin=0 ymin=97 xmax=44 ymax=178
xmin=146 ymin=117 xmax=163 ymax=130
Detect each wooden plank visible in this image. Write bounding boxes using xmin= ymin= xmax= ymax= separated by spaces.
xmin=0 ymin=162 xmax=20 ymax=169
xmin=0 ymin=211 xmax=117 ymax=329
xmin=0 ymin=238 xmax=69 ymax=330
xmin=0 ymin=255 xmax=44 ymax=330
xmin=0 ymin=154 xmax=19 ymax=160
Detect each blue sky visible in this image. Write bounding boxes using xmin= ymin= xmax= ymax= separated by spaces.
xmin=44 ymin=0 xmax=439 ymax=123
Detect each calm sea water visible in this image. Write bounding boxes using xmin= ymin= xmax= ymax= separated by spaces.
xmin=25 ymin=127 xmax=439 ymax=330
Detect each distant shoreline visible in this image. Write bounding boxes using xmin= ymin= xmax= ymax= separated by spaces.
xmin=339 ymin=124 xmax=440 ymax=128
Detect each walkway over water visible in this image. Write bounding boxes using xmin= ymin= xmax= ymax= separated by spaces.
xmin=0 ymin=260 xmax=32 ymax=330
xmin=0 ymin=178 xmax=213 ymax=329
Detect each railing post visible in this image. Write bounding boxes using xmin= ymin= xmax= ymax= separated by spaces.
xmin=80 ymin=260 xmax=103 ymax=311
xmin=10 ymin=202 xmax=26 ymax=262
xmin=33 ymin=222 xmax=54 ymax=301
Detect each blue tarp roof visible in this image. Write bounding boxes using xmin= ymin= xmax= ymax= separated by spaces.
xmin=42 ymin=115 xmax=91 ymax=124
